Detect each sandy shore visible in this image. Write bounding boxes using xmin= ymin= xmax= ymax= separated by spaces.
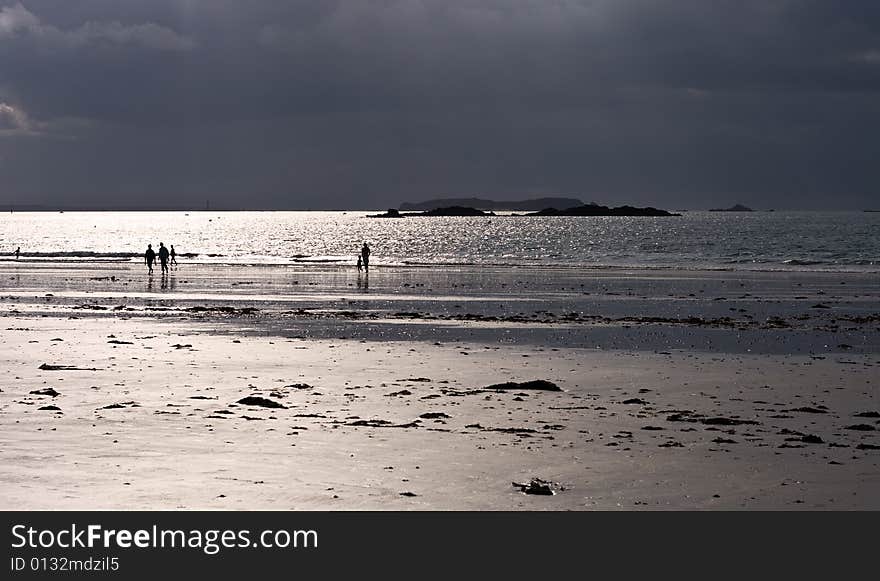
xmin=1 ymin=263 xmax=878 ymax=509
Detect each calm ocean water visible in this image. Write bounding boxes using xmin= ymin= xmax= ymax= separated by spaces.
xmin=0 ymin=211 xmax=877 ymax=272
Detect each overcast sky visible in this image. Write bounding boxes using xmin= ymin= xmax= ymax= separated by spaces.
xmin=1 ymin=1 xmax=879 ymax=209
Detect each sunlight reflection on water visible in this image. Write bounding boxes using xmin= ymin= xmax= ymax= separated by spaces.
xmin=0 ymin=210 xmax=877 ymax=271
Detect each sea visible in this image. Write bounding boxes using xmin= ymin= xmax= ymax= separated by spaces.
xmin=0 ymin=210 xmax=878 ymax=272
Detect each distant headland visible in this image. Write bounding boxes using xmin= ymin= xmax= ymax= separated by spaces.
xmin=709 ymin=204 xmax=753 ymax=212
xmin=1 ymin=204 xmax=240 ymax=212
xmin=398 ymin=197 xmax=584 ymax=211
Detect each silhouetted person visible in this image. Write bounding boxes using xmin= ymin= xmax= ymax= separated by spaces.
xmin=14 ymin=247 xmax=20 ymax=260
xmin=356 ymin=255 xmax=363 ymax=271
xmin=145 ymin=244 xmax=156 ymax=274
xmin=170 ymin=245 xmax=178 ymax=266
xmin=361 ymin=242 xmax=371 ymax=272
xmin=158 ymin=242 xmax=170 ymax=274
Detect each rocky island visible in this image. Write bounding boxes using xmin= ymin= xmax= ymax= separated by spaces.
xmin=368 ymin=203 xmax=680 ymax=218
xmin=367 ymin=206 xmax=496 ymax=218
xmin=399 ymin=197 xmax=584 ymax=211
xmin=525 ymin=204 xmax=680 ymax=217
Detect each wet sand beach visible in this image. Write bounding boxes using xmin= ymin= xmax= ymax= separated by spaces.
xmin=1 ymin=262 xmax=878 ymax=509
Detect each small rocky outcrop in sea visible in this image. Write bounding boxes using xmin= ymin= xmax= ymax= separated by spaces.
xmin=525 ymin=204 xmax=679 ymax=217
xmin=709 ymin=204 xmax=753 ymax=212
xmin=367 ymin=206 xmax=495 ymax=218
xmin=370 ymin=208 xmax=404 ymax=218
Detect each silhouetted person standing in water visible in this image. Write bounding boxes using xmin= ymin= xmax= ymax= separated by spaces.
xmin=14 ymin=247 xmax=20 ymax=260
xmin=158 ymin=242 xmax=170 ymax=274
xmin=145 ymin=244 xmax=156 ymax=274
xmin=170 ymin=245 xmax=177 ymax=266
xmin=361 ymin=242 xmax=371 ymax=272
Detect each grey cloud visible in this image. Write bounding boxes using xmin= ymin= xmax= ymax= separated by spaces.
xmin=0 ymin=2 xmax=195 ymax=51
xmin=0 ymin=1 xmax=879 ymax=209
xmin=0 ymin=102 xmax=29 ymax=130
xmin=0 ymin=100 xmax=46 ymax=136
xmin=853 ymin=50 xmax=880 ymax=63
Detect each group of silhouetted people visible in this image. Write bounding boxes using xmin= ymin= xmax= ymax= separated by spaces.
xmin=144 ymin=242 xmax=177 ymax=274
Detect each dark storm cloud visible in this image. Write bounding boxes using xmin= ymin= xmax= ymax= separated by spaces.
xmin=1 ymin=1 xmax=879 ymax=209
